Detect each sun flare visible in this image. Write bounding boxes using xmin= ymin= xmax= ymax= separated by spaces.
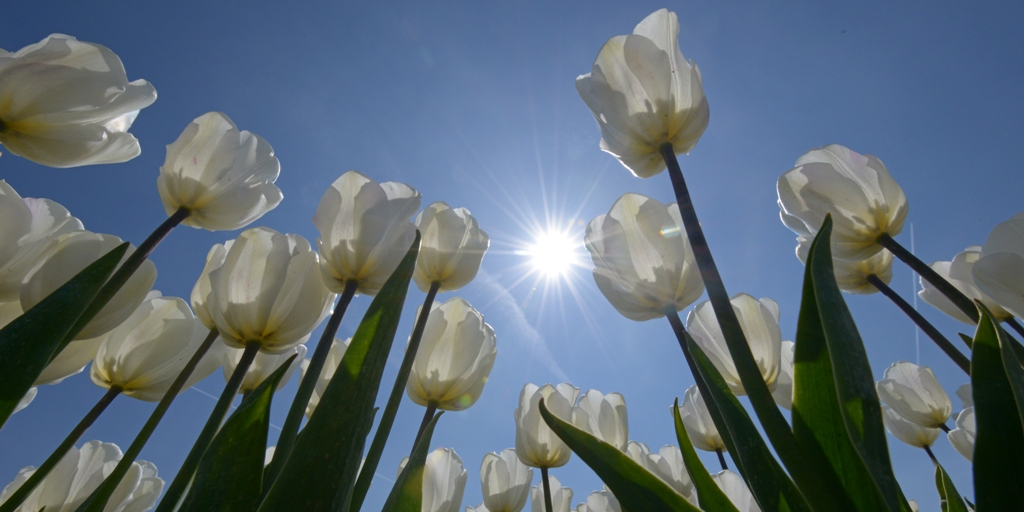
xmin=525 ymin=230 xmax=581 ymax=278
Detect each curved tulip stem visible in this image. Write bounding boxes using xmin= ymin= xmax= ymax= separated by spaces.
xmin=715 ymin=449 xmax=729 ymax=471
xmin=412 ymin=402 xmax=439 ymax=454
xmin=0 ymin=386 xmax=121 ymax=512
xmin=1007 ymin=318 xmax=1024 ymax=339
xmin=153 ymin=337 xmax=257 ymax=512
xmin=876 ymin=233 xmax=978 ymax=323
xmin=262 ymin=279 xmax=359 ymax=491
xmin=939 ymin=423 xmax=951 ymax=434
xmin=923 ymin=445 xmax=939 ymax=465
xmin=540 ymin=467 xmax=554 ymax=512
xmin=865 ymin=274 xmax=971 ymax=374
xmin=348 ymin=281 xmax=441 ymax=512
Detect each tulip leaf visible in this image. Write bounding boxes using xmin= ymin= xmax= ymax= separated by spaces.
xmin=671 ymin=398 xmax=738 ymax=512
xmin=971 ymin=305 xmax=1024 ymax=510
xmin=178 ymin=355 xmax=296 ymax=512
xmin=381 ymin=411 xmax=441 ymax=512
xmin=686 ymin=336 xmax=810 ymax=512
xmin=539 ymin=399 xmax=701 ymax=512
xmin=258 ymin=234 xmax=420 ymax=512
xmin=0 ymin=243 xmax=127 ymax=428
xmin=934 ymin=462 xmax=968 ymax=512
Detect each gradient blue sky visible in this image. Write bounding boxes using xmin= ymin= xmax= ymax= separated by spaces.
xmin=2 ymin=1 xmax=1022 ymax=509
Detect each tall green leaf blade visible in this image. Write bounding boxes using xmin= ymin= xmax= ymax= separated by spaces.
xmin=258 ymin=234 xmax=420 ymax=512
xmin=178 ymin=355 xmax=296 ymax=512
xmin=935 ymin=462 xmax=968 ymax=512
xmin=671 ymin=398 xmax=738 ymax=512
xmin=0 ymin=243 xmax=127 ymax=427
xmin=539 ymin=400 xmax=700 ymax=512
xmin=972 ymin=306 xmax=1024 ymax=510
xmin=381 ymin=412 xmax=441 ymax=512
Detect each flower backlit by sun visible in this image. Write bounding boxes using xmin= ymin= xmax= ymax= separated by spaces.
xmin=525 ymin=230 xmax=581 ymax=278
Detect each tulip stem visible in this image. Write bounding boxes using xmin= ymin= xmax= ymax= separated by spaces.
xmin=0 ymin=386 xmax=122 ymax=512
xmin=923 ymin=445 xmax=939 ymax=465
xmin=715 ymin=449 xmax=729 ymax=471
xmin=153 ymin=336 xmax=257 ymax=512
xmin=540 ymin=467 xmax=554 ymax=512
xmin=866 ymin=274 xmax=971 ymax=374
xmin=412 ymin=402 xmax=439 ymax=454
xmin=876 ymin=233 xmax=979 ymax=323
xmin=348 ymin=281 xmax=441 ymax=512
xmin=1007 ymin=318 xmax=1024 ymax=339
xmin=262 ymin=279 xmax=359 ymax=491
xmin=939 ymin=423 xmax=951 ymax=433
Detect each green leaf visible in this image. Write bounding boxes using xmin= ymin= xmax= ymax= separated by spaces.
xmin=935 ymin=462 xmax=968 ymax=512
xmin=0 ymin=243 xmax=127 ymax=428
xmin=258 ymin=234 xmax=420 ymax=512
xmin=539 ymin=399 xmax=700 ymax=512
xmin=178 ymin=355 xmax=296 ymax=512
xmin=381 ymin=412 xmax=441 ymax=512
xmin=671 ymin=398 xmax=738 ymax=512
xmin=686 ymin=336 xmax=810 ymax=512
xmin=971 ymin=305 xmax=1024 ymax=510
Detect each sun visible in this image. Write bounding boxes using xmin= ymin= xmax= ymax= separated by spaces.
xmin=524 ymin=229 xmax=581 ymax=278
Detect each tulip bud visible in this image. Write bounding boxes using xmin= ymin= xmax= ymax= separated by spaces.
xmin=918 ymin=246 xmax=1009 ymax=324
xmin=948 ymin=406 xmax=975 ymax=461
xmin=414 ymin=202 xmax=489 ymax=292
xmin=772 ymin=341 xmax=795 ymax=411
xmin=20 ymin=230 xmax=156 ymax=340
xmin=778 ymin=144 xmax=908 ymax=262
xmin=530 ymin=475 xmax=572 ymax=512
xmin=423 ymin=448 xmax=468 ymax=512
xmin=574 ymin=489 xmax=620 ymax=512
xmin=207 ymin=227 xmax=335 ymax=354
xmin=972 ymin=211 xmax=1024 ymax=320
xmin=515 ymin=383 xmax=580 ymax=469
xmin=677 ymin=386 xmax=726 ymax=452
xmin=0 ymin=35 xmax=157 ymax=168
xmin=301 ymin=337 xmax=350 ymax=419
xmin=875 ymin=361 xmax=952 ymax=429
xmin=575 ymin=9 xmax=709 ymax=178
xmin=711 ymin=470 xmax=761 ymax=512
xmin=158 ymin=112 xmax=283 ymax=231
xmin=686 ymin=294 xmax=783 ymax=395
xmin=584 ymin=193 xmax=704 ymax=321
xmin=796 ymin=242 xmax=894 ymax=295
xmin=222 ymin=341 xmax=306 ymax=395
xmin=90 ymin=294 xmax=225 ymax=401
xmin=647 ymin=445 xmax=694 ymax=501
xmin=571 ymin=390 xmax=628 ymax=451
xmin=480 ymin=449 xmax=533 ymax=512
xmin=881 ymin=405 xmax=939 ymax=448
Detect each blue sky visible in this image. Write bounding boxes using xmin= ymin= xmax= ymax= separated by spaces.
xmin=2 ymin=1 xmax=1022 ymax=509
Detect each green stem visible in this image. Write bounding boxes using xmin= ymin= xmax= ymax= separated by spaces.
xmin=1007 ymin=318 xmax=1024 ymax=340
xmin=876 ymin=233 xmax=978 ymax=323
xmin=412 ymin=402 xmax=438 ymax=454
xmin=866 ymin=274 xmax=971 ymax=374
xmin=540 ymin=467 xmax=554 ymax=512
xmin=152 ymin=338 xmax=258 ymax=512
xmin=346 ymin=281 xmax=440 ymax=512
xmin=0 ymin=386 xmax=121 ymax=512
xmin=923 ymin=445 xmax=939 ymax=465
xmin=716 ymin=449 xmax=729 ymax=471
xmin=262 ymin=279 xmax=358 ymax=490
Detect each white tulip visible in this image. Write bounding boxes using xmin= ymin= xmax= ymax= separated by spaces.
xmin=948 ymin=406 xmax=975 ymax=462
xmin=908 ymin=500 xmax=919 ymax=512
xmin=919 ymin=246 xmax=1009 ymax=324
xmin=407 ymin=297 xmax=497 ymax=411
xmin=796 ymin=242 xmax=894 ymax=295
xmin=956 ymin=383 xmax=972 ymax=408
xmin=648 ymin=445 xmax=694 ymax=500
xmin=772 ymin=341 xmax=795 ymax=410
xmin=778 ymin=144 xmax=908 ymax=262
xmin=575 ymin=9 xmax=709 ymax=178
xmin=480 ymin=449 xmax=533 ymax=512
xmin=881 ymin=405 xmax=939 ymax=448
xmin=207 ymin=227 xmax=335 ymax=353
xmin=414 ymin=202 xmax=489 ymax=292
xmin=574 ymin=489 xmax=621 ymax=512
xmin=530 ymin=475 xmax=572 ymax=512
xmin=423 ymin=448 xmax=468 ymax=512
xmin=515 ymin=383 xmax=580 ymax=469
xmin=20 ymin=230 xmax=156 ymax=340
xmin=190 ymin=241 xmax=232 ymax=331
xmin=678 ymin=386 xmax=725 ymax=452
xmin=624 ymin=440 xmax=652 ymax=467
xmin=14 ymin=387 xmax=36 ymax=415
xmin=157 ymin=112 xmax=282 ymax=231
xmin=313 ymin=170 xmax=421 ymax=296
xmin=584 ymin=193 xmax=703 ymax=321
xmin=0 ymin=300 xmax=98 ymax=386
xmin=222 ymin=341 xmax=306 ymax=394
xmin=0 ymin=35 xmax=156 ymax=168
xmin=972 ymin=212 xmax=1024 ymax=319
xmin=875 ymin=361 xmax=951 ymax=429
xmin=467 ymin=505 xmax=490 ymax=512
xmin=90 ymin=294 xmax=224 ymax=401
xmin=571 ymin=390 xmax=628 ymax=451
xmin=687 ymin=294 xmax=783 ymax=395
xmin=0 ymin=440 xmax=163 ymax=512
xmin=301 ymin=337 xmax=350 ymax=419
xmin=711 ymin=470 xmax=761 ymax=512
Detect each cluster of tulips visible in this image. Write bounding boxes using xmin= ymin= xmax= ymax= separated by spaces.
xmin=3 ymin=6 xmax=1024 ymax=512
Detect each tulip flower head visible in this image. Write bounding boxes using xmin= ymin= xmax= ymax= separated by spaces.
xmin=778 ymin=144 xmax=908 ymax=262
xmin=948 ymin=406 xmax=976 ymax=462
xmin=0 ymin=440 xmax=163 ymax=511
xmin=771 ymin=341 xmax=795 ymax=410
xmin=414 ymin=202 xmax=490 ymax=292
xmin=207 ymin=227 xmax=335 ymax=354
xmin=480 ymin=449 xmax=533 ymax=512
xmin=584 ymin=193 xmax=703 ymax=321
xmin=423 ymin=448 xmax=468 ymax=512
xmin=191 ymin=240 xmax=232 ymax=330
xmin=686 ymin=294 xmax=783 ymax=395
xmin=797 ymin=241 xmax=894 ymax=295
xmin=408 ymin=297 xmax=497 ymax=411
xmin=571 ymin=390 xmax=628 ymax=451
xmin=647 ymin=445 xmax=694 ymax=501
xmin=515 ymin=383 xmax=580 ymax=469
xmin=0 ymin=35 xmax=157 ymax=168
xmin=678 ymin=385 xmax=726 ymax=452
xmin=875 ymin=361 xmax=952 ymax=429
xmin=972 ymin=211 xmax=1024 ymax=319
xmin=918 ymin=246 xmax=1009 ymax=324
xmin=712 ymin=470 xmax=762 ymax=512
xmin=881 ymin=405 xmax=940 ymax=448
xmin=158 ymin=112 xmax=283 ymax=231
xmin=222 ymin=341 xmax=306 ymax=394
xmin=574 ymin=489 xmax=621 ymax=512
xmin=314 ymin=170 xmax=421 ymax=296
xmin=302 ymin=337 xmax=350 ymax=419
xmin=576 ymin=9 xmax=709 ymax=178
xmin=530 ymin=475 xmax=572 ymax=512
xmin=13 ymin=388 xmax=36 ymax=416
